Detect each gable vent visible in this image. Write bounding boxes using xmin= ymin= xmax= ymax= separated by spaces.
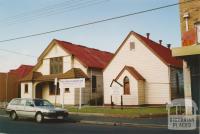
xmin=130 ymin=42 xmax=135 ymax=50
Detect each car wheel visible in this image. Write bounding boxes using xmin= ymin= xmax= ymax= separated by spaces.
xmin=35 ymin=112 xmax=43 ymax=123
xmin=10 ymin=111 xmax=18 ymax=121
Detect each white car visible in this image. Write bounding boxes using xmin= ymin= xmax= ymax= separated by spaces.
xmin=6 ymin=98 xmax=68 ymax=123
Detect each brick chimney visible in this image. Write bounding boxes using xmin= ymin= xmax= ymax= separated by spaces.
xmin=146 ymin=33 xmax=150 ymax=39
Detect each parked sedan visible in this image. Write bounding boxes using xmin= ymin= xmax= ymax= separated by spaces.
xmin=6 ymin=98 xmax=68 ymax=123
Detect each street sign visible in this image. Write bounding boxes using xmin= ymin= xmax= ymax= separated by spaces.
xmin=111 ymin=82 xmax=122 ymax=95
xmin=59 ymin=78 xmax=85 ymax=109
xmin=59 ymin=78 xmax=85 ymax=88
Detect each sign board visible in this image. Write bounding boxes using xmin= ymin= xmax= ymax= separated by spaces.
xmin=182 ymin=28 xmax=197 ymax=46
xmin=59 ymin=78 xmax=85 ymax=88
xmin=111 ymin=83 xmax=122 ymax=96
xmin=59 ymin=78 xmax=85 ymax=109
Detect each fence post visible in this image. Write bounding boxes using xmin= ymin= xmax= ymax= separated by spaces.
xmin=111 ymin=96 xmax=114 ymax=109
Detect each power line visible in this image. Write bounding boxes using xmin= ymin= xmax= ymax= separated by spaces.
xmin=0 ymin=0 xmax=197 ymax=44
xmin=0 ymin=0 xmax=77 ymax=22
xmin=1 ymin=0 xmax=109 ymax=26
xmin=0 ymin=48 xmax=37 ymax=58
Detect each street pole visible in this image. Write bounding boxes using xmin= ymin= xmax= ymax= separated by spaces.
xmin=54 ymin=78 xmax=58 ymax=106
xmin=79 ymin=88 xmax=82 ymax=109
xmin=62 ymin=87 xmax=64 ymax=108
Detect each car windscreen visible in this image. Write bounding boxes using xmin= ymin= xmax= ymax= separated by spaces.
xmin=34 ymin=100 xmax=53 ymax=107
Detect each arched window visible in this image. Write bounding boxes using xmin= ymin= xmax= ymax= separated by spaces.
xmin=123 ymin=76 xmax=130 ymax=95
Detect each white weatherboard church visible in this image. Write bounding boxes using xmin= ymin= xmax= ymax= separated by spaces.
xmin=103 ymin=31 xmax=183 ymax=106
xmin=20 ymin=39 xmax=113 ymax=105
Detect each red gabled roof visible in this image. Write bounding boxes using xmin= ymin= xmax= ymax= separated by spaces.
xmin=134 ymin=32 xmax=183 ymax=68
xmin=9 ymin=65 xmax=34 ymax=79
xmin=104 ymin=31 xmax=183 ymax=70
xmin=55 ymin=40 xmax=114 ymax=69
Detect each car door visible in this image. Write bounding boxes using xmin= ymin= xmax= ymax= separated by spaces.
xmin=24 ymin=100 xmax=36 ymax=118
xmin=15 ymin=99 xmax=26 ymax=117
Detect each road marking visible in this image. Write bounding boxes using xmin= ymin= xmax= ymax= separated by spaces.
xmin=0 ymin=115 xmax=8 ymax=118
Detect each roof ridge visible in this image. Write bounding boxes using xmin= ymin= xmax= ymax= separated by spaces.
xmin=55 ymin=39 xmax=113 ymax=54
xmin=133 ymin=31 xmax=169 ymax=49
xmin=132 ymin=31 xmax=182 ymax=68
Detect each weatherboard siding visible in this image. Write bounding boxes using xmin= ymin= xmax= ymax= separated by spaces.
xmin=63 ymin=55 xmax=72 ymax=73
xmin=74 ymin=58 xmax=87 ymax=74
xmin=117 ymin=70 xmax=139 ymax=105
xmin=103 ymin=34 xmax=170 ymax=105
xmin=138 ymin=80 xmax=145 ymax=105
xmin=37 ymin=59 xmax=50 ymax=75
xmin=44 ymin=43 xmax=68 ymax=59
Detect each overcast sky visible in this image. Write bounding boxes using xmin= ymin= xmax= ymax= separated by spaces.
xmin=0 ymin=0 xmax=180 ymax=72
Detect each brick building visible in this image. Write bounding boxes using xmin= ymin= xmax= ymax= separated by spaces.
xmin=0 ymin=65 xmax=33 ymax=104
xmin=172 ymin=0 xmax=200 ymax=114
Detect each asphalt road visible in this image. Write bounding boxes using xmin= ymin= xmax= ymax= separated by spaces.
xmin=0 ymin=116 xmax=198 ymax=134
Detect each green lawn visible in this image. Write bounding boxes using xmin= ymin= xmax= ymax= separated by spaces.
xmin=65 ymin=106 xmax=169 ymax=117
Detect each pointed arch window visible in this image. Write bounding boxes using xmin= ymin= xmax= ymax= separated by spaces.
xmin=124 ymin=76 xmax=130 ymax=95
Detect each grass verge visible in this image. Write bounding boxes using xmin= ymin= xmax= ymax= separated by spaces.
xmin=65 ymin=106 xmax=168 ymax=117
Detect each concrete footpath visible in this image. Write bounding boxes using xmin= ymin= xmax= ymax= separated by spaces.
xmin=0 ymin=108 xmax=168 ymax=128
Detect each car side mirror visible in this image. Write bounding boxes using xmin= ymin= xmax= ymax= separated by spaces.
xmin=30 ymin=104 xmax=34 ymax=107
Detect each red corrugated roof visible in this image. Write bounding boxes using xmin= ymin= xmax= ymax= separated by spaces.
xmin=134 ymin=32 xmax=183 ymax=68
xmin=55 ymin=40 xmax=114 ymax=69
xmin=9 ymin=65 xmax=34 ymax=79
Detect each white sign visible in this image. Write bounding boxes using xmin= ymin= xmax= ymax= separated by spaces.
xmin=111 ymin=83 xmax=122 ymax=96
xmin=59 ymin=78 xmax=85 ymax=109
xmin=59 ymin=78 xmax=85 ymax=88
xmin=167 ymin=99 xmax=198 ymax=130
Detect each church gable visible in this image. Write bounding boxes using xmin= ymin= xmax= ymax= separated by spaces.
xmin=38 ymin=40 xmax=70 ymax=60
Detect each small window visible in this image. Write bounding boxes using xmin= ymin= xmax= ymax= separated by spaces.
xmin=123 ymin=76 xmax=130 ymax=95
xmin=50 ymin=57 xmax=63 ymax=74
xmin=130 ymin=42 xmax=135 ymax=50
xmin=65 ymin=88 xmax=70 ymax=93
xmin=92 ymin=76 xmax=97 ymax=93
xmin=24 ymin=84 xmax=28 ymax=93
